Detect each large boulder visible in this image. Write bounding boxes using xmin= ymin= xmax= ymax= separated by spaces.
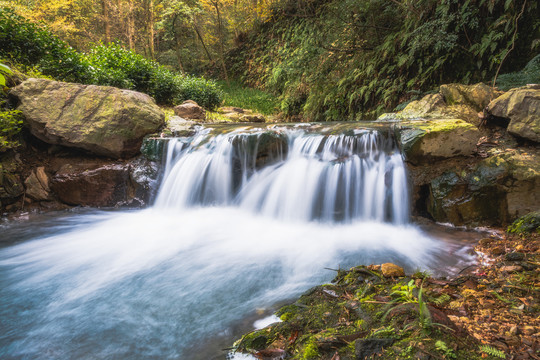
xmin=427 ymin=149 xmax=540 ymax=226
xmin=393 ymin=119 xmax=480 ymax=165
xmin=486 ymin=85 xmax=540 ymax=143
xmin=10 ymin=78 xmax=165 ymax=159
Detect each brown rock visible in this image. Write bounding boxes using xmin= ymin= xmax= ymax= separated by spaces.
xmin=24 ymin=167 xmax=50 ymax=201
xmin=174 ymin=100 xmax=206 ymax=120
xmin=380 ymin=263 xmax=405 ymax=277
xmin=499 ymin=265 xmax=523 ymax=273
xmin=239 ymin=114 xmax=266 ymax=123
xmin=51 ymin=164 xmax=131 ymax=207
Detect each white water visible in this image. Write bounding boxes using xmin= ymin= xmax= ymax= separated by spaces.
xmin=0 ymin=127 xmax=470 ymax=359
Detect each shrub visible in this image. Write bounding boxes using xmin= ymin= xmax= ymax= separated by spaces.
xmin=0 ymin=109 xmax=23 ymax=152
xmin=177 ymin=76 xmax=223 ymax=110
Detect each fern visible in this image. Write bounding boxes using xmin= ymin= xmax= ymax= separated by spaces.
xmin=479 ymin=345 xmax=506 ymax=359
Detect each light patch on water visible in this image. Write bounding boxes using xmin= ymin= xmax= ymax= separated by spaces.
xmin=254 ymin=315 xmax=282 ymax=330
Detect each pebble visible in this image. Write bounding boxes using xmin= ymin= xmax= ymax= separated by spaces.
xmin=491 ymin=246 xmax=505 ymax=256
xmin=500 ymin=265 xmax=523 ymax=273
xmin=380 ymin=263 xmax=405 ymax=277
xmin=505 ymin=252 xmax=525 ymax=261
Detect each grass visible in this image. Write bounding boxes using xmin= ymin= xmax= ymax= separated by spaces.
xmin=217 ymin=80 xmax=279 ymax=115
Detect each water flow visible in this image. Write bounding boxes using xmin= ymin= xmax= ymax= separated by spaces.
xmin=0 ymin=126 xmax=461 ymax=360
xmin=156 ymin=128 xmax=409 ymax=224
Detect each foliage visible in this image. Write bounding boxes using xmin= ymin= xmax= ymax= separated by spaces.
xmin=0 ymin=109 xmax=23 ymax=152
xmin=496 ymin=53 xmax=540 ymax=90
xmin=479 ymin=344 xmax=506 ymax=359
xmin=0 ymin=8 xmax=223 ymax=108
xmin=218 ymin=80 xmax=278 ymax=115
xmin=228 ymin=0 xmax=540 ymax=120
xmin=435 ymin=340 xmax=457 ymax=359
xmin=507 ymin=210 xmax=540 ymax=234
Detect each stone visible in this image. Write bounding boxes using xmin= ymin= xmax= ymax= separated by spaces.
xmin=24 ymin=167 xmax=50 ymax=201
xmin=491 ymin=247 xmax=505 ymax=256
xmin=239 ymin=114 xmax=267 ymax=123
xmin=507 ymin=210 xmax=540 ymax=234
xmin=380 ymin=263 xmax=405 ymax=277
xmin=11 ymin=78 xmax=165 ymax=159
xmin=51 ymin=164 xmax=131 ymax=207
xmin=394 ymin=119 xmax=480 ymax=165
xmin=427 ymin=150 xmax=540 ymax=226
xmin=440 ymin=83 xmax=501 ymax=111
xmin=478 ymin=238 xmax=495 ymax=246
xmin=166 ymin=115 xmax=197 ymax=136
xmin=400 ymin=94 xmax=446 ymax=117
xmin=500 ymin=265 xmax=523 ymax=273
xmin=173 ymin=100 xmax=206 ymax=120
xmin=505 ymin=252 xmax=525 ymax=262
xmin=486 ymin=86 xmax=540 ymax=143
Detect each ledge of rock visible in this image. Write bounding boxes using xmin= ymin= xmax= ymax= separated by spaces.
xmin=391 ymin=119 xmax=480 ymax=165
xmin=10 ymin=78 xmax=165 ymax=159
xmin=486 ymin=85 xmax=540 ymax=143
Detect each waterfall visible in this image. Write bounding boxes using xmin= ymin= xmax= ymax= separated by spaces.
xmin=155 ymin=127 xmax=409 ymax=224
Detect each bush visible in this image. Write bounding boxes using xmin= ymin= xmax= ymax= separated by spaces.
xmin=0 ymin=8 xmax=223 ymax=108
xmin=496 ymin=53 xmax=540 ymax=90
xmin=0 ymin=109 xmax=23 ymax=152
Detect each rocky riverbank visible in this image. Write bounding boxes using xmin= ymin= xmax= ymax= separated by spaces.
xmin=230 ymin=219 xmax=540 ymax=360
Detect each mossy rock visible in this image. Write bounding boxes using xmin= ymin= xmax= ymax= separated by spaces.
xmin=507 ymin=211 xmax=540 ymax=234
xmin=394 ymin=119 xmax=480 ymax=165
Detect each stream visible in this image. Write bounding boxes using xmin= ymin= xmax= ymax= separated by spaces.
xmin=0 ymin=126 xmax=486 ymax=359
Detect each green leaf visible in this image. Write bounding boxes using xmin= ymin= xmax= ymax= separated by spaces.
xmin=0 ymin=63 xmax=12 ymax=74
xmin=0 ymin=73 xmax=6 ymax=87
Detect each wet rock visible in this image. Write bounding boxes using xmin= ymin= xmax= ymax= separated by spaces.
xmin=128 ymin=157 xmax=161 ymax=206
xmin=51 ymin=163 xmax=131 ymax=207
xmin=381 ymin=263 xmax=405 ymax=277
xmin=24 ymin=167 xmax=50 ymax=201
xmin=393 ymin=119 xmax=480 ymax=165
xmin=0 ymin=159 xmax=24 ymax=207
xmin=505 ymin=252 xmax=525 ymax=262
xmin=486 ymin=86 xmax=540 ymax=143
xmin=11 ymin=78 xmax=165 ymax=158
xmin=166 ymin=115 xmax=197 ymax=136
xmin=174 ymin=100 xmax=206 ymax=120
xmin=354 ymin=338 xmax=394 ymax=359
xmin=427 ymin=150 xmax=540 ymax=226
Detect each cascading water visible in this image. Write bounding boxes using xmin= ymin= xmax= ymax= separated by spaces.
xmin=156 ymin=127 xmax=409 ymax=224
xmin=0 ymin=125 xmax=476 ymax=360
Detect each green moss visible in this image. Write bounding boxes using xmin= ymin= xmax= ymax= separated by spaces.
xmin=507 ymin=211 xmax=540 ymax=234
xmin=301 ymin=338 xmax=319 ymax=360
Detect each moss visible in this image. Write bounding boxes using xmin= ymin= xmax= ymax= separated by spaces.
xmin=507 ymin=211 xmax=540 ymax=235
xmin=301 ymin=338 xmax=319 ymax=360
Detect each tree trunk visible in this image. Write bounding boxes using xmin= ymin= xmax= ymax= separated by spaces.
xmin=212 ymin=1 xmax=229 ymax=83
xmin=126 ymin=0 xmax=135 ymax=50
xmin=102 ymin=0 xmax=111 ymax=42
xmin=148 ymin=0 xmax=155 ymax=59
xmin=192 ymin=21 xmax=213 ymax=63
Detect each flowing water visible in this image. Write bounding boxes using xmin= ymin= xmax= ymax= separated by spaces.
xmin=0 ymin=126 xmax=481 ymax=359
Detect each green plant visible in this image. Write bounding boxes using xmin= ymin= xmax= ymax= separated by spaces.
xmin=0 ymin=109 xmax=23 ymax=151
xmin=435 ymin=340 xmax=457 ymax=359
xmin=390 ymin=279 xmax=417 ymax=303
xmin=479 ymin=344 xmax=506 ymax=359
xmin=0 ymin=62 xmax=12 ymax=88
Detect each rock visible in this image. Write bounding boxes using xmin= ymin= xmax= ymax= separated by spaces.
xmin=380 ymin=263 xmax=405 ymax=277
xmin=354 ymin=338 xmax=394 ymax=359
xmin=10 ymin=78 xmax=164 ymax=159
xmin=24 ymin=167 xmax=50 ymax=201
xmin=393 ymin=119 xmax=480 ymax=165
xmin=128 ymin=157 xmax=161 ymax=206
xmin=239 ymin=114 xmax=266 ymax=123
xmin=486 ymin=86 xmax=540 ymax=143
xmin=505 ymin=252 xmax=525 ymax=262
xmin=427 ymin=150 xmax=540 ymax=226
xmin=500 ymin=265 xmax=523 ymax=273
xmin=400 ymin=94 xmax=446 ymax=117
xmin=478 ymin=238 xmax=495 ymax=246
xmin=230 ymin=131 xmax=288 ymax=169
xmin=440 ymin=83 xmax=501 ymax=111
xmin=219 ymin=106 xmax=245 ymax=114
xmin=51 ymin=163 xmax=131 ymax=207
xmin=173 ymin=100 xmax=206 ymax=120
xmin=166 ymin=115 xmax=197 ymax=136
xmin=491 ymin=247 xmax=505 ymax=256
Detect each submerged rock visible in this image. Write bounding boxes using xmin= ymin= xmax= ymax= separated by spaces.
xmin=486 ymin=86 xmax=540 ymax=143
xmin=10 ymin=78 xmax=165 ymax=158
